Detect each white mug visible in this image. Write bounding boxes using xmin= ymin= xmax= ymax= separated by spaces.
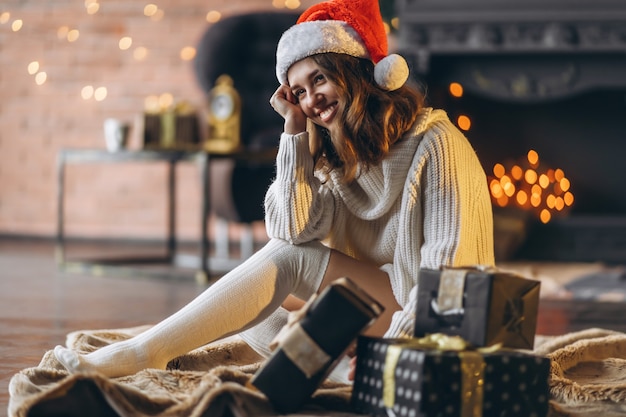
xmin=103 ymin=118 xmax=130 ymax=152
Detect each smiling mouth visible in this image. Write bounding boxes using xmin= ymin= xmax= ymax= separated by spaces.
xmin=318 ymin=104 xmax=337 ymax=123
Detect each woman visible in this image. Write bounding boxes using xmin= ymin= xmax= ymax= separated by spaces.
xmin=54 ymin=0 xmax=494 ymax=382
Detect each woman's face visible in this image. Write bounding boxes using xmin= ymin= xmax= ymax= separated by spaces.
xmin=287 ymin=57 xmax=342 ymax=131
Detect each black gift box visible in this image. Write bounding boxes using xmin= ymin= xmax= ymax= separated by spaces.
xmin=250 ymin=277 xmax=383 ymax=413
xmin=351 ymin=335 xmax=550 ymax=417
xmin=415 ymin=267 xmax=540 ymax=349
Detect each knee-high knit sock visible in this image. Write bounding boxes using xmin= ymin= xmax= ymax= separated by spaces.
xmin=54 ymin=239 xmax=330 ymax=378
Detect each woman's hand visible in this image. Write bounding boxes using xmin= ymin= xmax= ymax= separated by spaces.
xmin=270 ymin=84 xmax=307 ymax=135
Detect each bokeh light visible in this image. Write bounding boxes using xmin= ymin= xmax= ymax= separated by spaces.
xmin=12 ymin=19 xmax=23 ymax=32
xmin=119 ymin=36 xmax=132 ymax=50
xmin=449 ymin=82 xmax=464 ymax=98
xmin=94 ymin=86 xmax=107 ymax=101
xmin=488 ymin=149 xmax=574 ymax=223
xmin=206 ymin=11 xmax=221 ymax=23
xmin=180 ymin=46 xmax=196 ymax=61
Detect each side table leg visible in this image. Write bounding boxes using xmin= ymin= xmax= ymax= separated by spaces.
xmin=167 ymin=159 xmax=176 ymax=261
xmin=196 ymin=153 xmax=210 ymax=284
xmin=56 ymin=151 xmax=66 ymax=266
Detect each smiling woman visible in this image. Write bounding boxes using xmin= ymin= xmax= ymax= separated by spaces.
xmin=51 ymin=0 xmax=493 ymax=405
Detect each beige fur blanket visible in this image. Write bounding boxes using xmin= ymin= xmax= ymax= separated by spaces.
xmin=8 ymin=326 xmax=626 ymax=417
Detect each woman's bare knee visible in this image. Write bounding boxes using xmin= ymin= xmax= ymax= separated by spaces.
xmin=319 ymin=250 xmax=401 ymax=337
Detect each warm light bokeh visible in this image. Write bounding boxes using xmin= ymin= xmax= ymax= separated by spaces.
xmin=12 ymin=19 xmax=23 ymax=31
xmin=457 ymin=114 xmax=471 ymax=131
xmin=180 ymin=46 xmax=196 ymax=61
xmin=449 ymin=82 xmax=464 ymax=98
xmin=488 ymin=149 xmax=574 ymax=223
xmin=206 ymin=10 xmax=221 ymax=23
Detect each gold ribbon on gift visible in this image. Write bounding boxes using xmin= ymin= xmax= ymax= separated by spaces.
xmin=268 ymin=294 xmax=332 ymax=378
xmin=383 ymin=334 xmax=499 ymax=417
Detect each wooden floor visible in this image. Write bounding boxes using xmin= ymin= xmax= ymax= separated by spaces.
xmin=2 ymin=237 xmax=626 ymax=416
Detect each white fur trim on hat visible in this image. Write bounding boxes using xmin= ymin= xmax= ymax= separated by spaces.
xmin=276 ymin=20 xmax=369 ymax=86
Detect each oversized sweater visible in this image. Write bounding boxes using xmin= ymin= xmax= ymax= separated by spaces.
xmin=264 ymin=107 xmax=495 ymax=337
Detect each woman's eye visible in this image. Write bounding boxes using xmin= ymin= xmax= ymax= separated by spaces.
xmin=294 ymin=89 xmax=304 ymax=98
xmin=314 ymin=74 xmax=325 ymax=84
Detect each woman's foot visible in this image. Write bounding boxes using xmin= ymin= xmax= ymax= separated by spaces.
xmin=54 ymin=346 xmax=87 ymax=373
xmin=53 ymin=343 xmax=161 ymax=378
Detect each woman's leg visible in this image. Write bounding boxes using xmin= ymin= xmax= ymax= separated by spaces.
xmin=239 ymin=249 xmax=401 ymax=359
xmin=318 ymin=250 xmax=402 ymax=337
xmin=54 ymin=238 xmax=331 ymax=378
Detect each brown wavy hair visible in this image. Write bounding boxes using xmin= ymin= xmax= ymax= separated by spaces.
xmin=308 ymin=53 xmax=425 ymax=183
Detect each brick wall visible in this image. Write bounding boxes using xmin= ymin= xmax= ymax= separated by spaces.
xmin=0 ymin=0 xmax=316 ymax=242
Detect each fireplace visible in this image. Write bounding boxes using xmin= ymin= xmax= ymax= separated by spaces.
xmin=396 ymin=0 xmax=626 ymax=262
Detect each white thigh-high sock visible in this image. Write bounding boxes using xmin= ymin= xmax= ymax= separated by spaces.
xmin=54 ymin=239 xmax=331 ymax=378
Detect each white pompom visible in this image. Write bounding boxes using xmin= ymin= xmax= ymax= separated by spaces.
xmin=374 ymin=54 xmax=410 ymax=91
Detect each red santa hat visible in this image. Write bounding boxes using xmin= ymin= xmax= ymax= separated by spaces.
xmin=275 ymin=0 xmax=410 ymax=91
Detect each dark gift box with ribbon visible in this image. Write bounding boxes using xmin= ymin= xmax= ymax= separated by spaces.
xmin=249 ymin=277 xmax=384 ymax=413
xmin=143 ymin=101 xmax=202 ymax=150
xmin=351 ymin=335 xmax=550 ymax=417
xmin=414 ymin=267 xmax=540 ymax=349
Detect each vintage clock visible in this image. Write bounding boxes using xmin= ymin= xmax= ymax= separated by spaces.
xmin=205 ymin=74 xmax=241 ymax=153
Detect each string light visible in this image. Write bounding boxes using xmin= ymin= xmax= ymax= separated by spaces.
xmin=85 ymin=1 xmax=100 ymax=15
xmin=119 ymin=36 xmax=132 ymax=50
xmin=445 ymin=58 xmax=575 ymax=225
xmin=12 ymin=19 xmax=23 ymax=32
xmin=273 ymin=0 xmax=301 ymax=9
xmin=206 ymin=11 xmax=221 ymax=23
xmin=488 ymin=149 xmax=574 ymax=223
xmin=94 ymin=87 xmax=108 ymax=101
xmin=81 ymin=85 xmax=94 ymax=100
xmin=143 ymin=3 xmax=165 ymax=20
xmin=180 ymin=46 xmax=196 ymax=61
xmin=457 ymin=114 xmax=471 ymax=131
xmin=449 ymin=82 xmax=464 ymax=98
xmin=67 ymin=29 xmax=79 ymax=42
xmin=35 ymin=72 xmax=47 ymax=85
xmin=144 ymin=4 xmax=158 ymax=17
xmin=27 ymin=61 xmax=40 ymax=75
xmin=1 ymin=12 xmax=11 ymax=24
xmin=285 ymin=0 xmax=301 ymax=9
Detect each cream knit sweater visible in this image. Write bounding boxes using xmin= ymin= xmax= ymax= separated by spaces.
xmin=264 ymin=108 xmax=495 ymax=337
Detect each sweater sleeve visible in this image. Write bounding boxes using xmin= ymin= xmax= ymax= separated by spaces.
xmin=264 ymin=132 xmax=336 ymax=244
xmin=383 ymin=115 xmax=495 ymax=339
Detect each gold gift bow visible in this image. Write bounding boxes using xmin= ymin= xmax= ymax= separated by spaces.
xmin=268 ymin=294 xmax=332 ymax=378
xmin=383 ymin=334 xmax=500 ymax=417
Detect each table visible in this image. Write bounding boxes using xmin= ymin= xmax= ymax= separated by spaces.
xmin=55 ymin=148 xmax=273 ymax=283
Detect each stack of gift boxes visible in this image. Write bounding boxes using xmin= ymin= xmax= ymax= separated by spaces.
xmin=250 ymin=267 xmax=550 ymax=417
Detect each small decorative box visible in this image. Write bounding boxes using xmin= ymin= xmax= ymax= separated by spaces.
xmin=351 ymin=335 xmax=550 ymax=417
xmin=250 ymin=277 xmax=384 ymax=413
xmin=415 ymin=267 xmax=541 ymax=349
